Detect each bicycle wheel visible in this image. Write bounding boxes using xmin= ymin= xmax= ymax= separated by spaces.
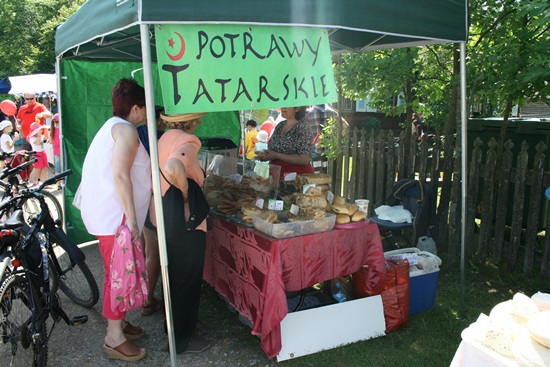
xmin=50 ymin=231 xmax=99 ymax=308
xmin=23 ymin=191 xmax=63 ymax=225
xmin=0 ymin=275 xmax=48 ymax=367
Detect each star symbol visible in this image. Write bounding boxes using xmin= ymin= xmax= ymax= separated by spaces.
xmin=168 ymin=38 xmax=175 ymax=47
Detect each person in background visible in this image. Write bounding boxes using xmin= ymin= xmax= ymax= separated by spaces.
xmin=27 ymin=122 xmax=49 ymax=187
xmin=306 ymin=104 xmax=339 ymax=158
xmin=80 ymin=78 xmax=151 ymax=362
xmin=48 ymin=114 xmax=62 ymax=189
xmin=254 ymin=130 xmax=269 ymax=154
xmin=245 ymin=119 xmax=258 ymax=159
xmin=258 ymin=106 xmax=314 ymax=175
xmin=151 ymin=111 xmax=211 ymax=354
xmin=137 ymin=106 xmax=165 ymax=317
xmin=260 ymin=116 xmax=275 ymax=138
xmin=16 ymin=92 xmax=51 ymax=151
xmin=0 ymin=120 xmax=19 ymax=153
xmin=0 ymin=120 xmax=19 ymax=170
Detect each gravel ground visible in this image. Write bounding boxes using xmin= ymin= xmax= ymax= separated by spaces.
xmin=25 ymin=242 xmax=279 ymax=367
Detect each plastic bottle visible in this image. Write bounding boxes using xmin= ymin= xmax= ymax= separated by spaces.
xmin=417 ymin=236 xmax=437 ymax=256
xmin=333 ymin=283 xmax=347 ymax=303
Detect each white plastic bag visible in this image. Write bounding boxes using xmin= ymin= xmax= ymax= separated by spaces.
xmin=374 ymin=205 xmax=413 ymax=223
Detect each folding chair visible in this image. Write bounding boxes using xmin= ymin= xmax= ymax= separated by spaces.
xmin=371 ymin=179 xmax=434 ymax=250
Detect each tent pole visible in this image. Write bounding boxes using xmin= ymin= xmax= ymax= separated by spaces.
xmin=459 ymin=41 xmax=467 ymax=320
xmin=139 ymin=23 xmax=178 ymax=367
xmin=54 ymin=58 xmax=66 ymax=231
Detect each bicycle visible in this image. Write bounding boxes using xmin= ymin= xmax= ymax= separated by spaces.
xmin=0 ymin=170 xmax=99 ymax=309
xmin=0 ymin=151 xmax=63 ymax=225
xmin=0 ymin=208 xmax=88 ymax=366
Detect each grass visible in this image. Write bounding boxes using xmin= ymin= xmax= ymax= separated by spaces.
xmin=198 ymin=251 xmax=548 ymax=366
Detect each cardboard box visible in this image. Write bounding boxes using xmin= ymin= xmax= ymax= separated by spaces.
xmin=409 ymin=268 xmax=439 ymax=315
xmin=277 ymin=295 xmax=385 ymax=361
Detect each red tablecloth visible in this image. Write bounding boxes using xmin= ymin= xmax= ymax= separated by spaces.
xmin=203 ymin=215 xmax=384 ymax=358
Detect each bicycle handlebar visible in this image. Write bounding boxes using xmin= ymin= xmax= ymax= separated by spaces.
xmin=34 ymin=169 xmax=73 ymax=192
xmin=0 ymin=158 xmax=37 ymax=181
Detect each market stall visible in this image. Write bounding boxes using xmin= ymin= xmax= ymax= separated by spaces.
xmin=55 ymin=1 xmax=468 ymax=364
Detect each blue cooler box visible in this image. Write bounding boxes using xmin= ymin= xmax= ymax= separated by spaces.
xmin=409 ymin=268 xmax=439 ymax=315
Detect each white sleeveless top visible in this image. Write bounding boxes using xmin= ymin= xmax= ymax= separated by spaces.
xmin=80 ymin=117 xmax=151 ymax=235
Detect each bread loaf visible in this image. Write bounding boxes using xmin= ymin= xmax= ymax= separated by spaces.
xmin=351 ymin=211 xmax=366 ymax=222
xmin=333 ymin=196 xmax=346 ymax=206
xmin=331 ymin=204 xmax=349 ymax=215
xmin=296 ymin=173 xmax=332 ymax=186
xmin=300 ymin=207 xmax=327 ymax=219
xmin=304 ymin=186 xmax=323 ymax=197
xmin=296 ymin=195 xmax=328 ymax=209
xmin=346 ymin=204 xmax=358 ymax=216
xmin=336 ymin=214 xmax=351 ymax=224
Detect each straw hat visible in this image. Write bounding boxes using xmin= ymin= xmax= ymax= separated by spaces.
xmin=27 ymin=122 xmax=49 ymax=139
xmin=160 ymin=112 xmax=206 ymax=123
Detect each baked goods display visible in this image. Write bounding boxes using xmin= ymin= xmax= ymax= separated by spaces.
xmin=460 ymin=292 xmax=550 ymax=366
xmin=330 ymin=197 xmax=367 ymax=223
xmin=205 ymin=169 xmax=371 ymax=237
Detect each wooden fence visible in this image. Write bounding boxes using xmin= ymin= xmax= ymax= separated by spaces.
xmin=322 ymin=127 xmax=550 ymax=277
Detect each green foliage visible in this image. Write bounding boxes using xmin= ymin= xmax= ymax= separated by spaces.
xmin=319 ymin=117 xmax=348 ymax=160
xmin=0 ymin=0 xmax=85 ymax=78
xmin=467 ymin=0 xmax=550 ymax=115
xmin=363 ymin=116 xmax=381 ymax=132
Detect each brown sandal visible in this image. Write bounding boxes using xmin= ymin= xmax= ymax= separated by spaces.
xmin=123 ymin=322 xmax=145 ymax=340
xmin=103 ymin=340 xmax=146 ymax=362
xmin=141 ymin=297 xmax=163 ymax=316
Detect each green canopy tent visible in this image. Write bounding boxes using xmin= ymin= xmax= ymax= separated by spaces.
xmin=55 ymin=0 xmax=467 ymax=362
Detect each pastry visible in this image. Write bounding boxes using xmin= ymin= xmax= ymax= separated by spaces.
xmin=351 ymin=211 xmax=366 ymax=222
xmin=336 ymin=214 xmax=350 ymax=224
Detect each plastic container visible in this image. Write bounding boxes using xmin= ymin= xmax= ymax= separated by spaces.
xmin=409 ymin=269 xmax=439 ymax=315
xmin=417 ymin=236 xmax=437 ymax=256
xmin=252 ymin=213 xmax=336 ymax=238
xmin=332 ymin=283 xmax=347 ymax=303
xmin=384 ymin=247 xmax=441 ymax=315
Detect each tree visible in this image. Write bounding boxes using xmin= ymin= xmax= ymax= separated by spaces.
xmin=467 ymin=0 xmax=550 ymax=156
xmin=0 ymin=0 xmax=85 ymax=78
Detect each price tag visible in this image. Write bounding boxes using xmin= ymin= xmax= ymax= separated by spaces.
xmin=268 ymin=199 xmax=284 ymax=211
xmin=255 ymin=198 xmax=264 ymax=209
xmin=290 ymin=204 xmax=300 ymax=216
xmin=326 ymin=191 xmax=335 ymax=204
xmin=284 ymin=172 xmax=297 ymax=181
xmin=302 ymin=183 xmax=316 ymax=194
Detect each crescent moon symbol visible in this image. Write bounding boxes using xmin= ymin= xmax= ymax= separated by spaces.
xmin=166 ymin=32 xmax=185 ymax=61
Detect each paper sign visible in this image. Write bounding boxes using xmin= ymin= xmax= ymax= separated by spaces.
xmin=326 ymin=191 xmax=335 ymax=204
xmin=155 ymin=24 xmax=337 ymax=113
xmin=290 ymin=204 xmax=300 ymax=216
xmin=284 ymin=172 xmax=297 ymax=181
xmin=256 ymin=198 xmax=264 ymax=209
xmin=302 ymin=184 xmax=316 ymax=194
xmin=268 ymin=199 xmax=284 ymax=211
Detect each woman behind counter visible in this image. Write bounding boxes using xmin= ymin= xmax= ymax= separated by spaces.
xmin=80 ymin=78 xmax=151 ymax=362
xmin=259 ymin=106 xmax=314 ymax=175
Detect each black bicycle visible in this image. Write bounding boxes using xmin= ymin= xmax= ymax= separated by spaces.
xmin=0 ymin=170 xmax=99 ymax=309
xmin=0 ymin=151 xmax=63 ymax=225
xmin=0 ymin=208 xmax=88 ymax=366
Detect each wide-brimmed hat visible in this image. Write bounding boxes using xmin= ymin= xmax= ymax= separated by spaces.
xmin=0 ymin=120 xmax=12 ymax=131
xmin=27 ymin=122 xmax=49 ymax=139
xmin=160 ymin=112 xmax=206 ymax=123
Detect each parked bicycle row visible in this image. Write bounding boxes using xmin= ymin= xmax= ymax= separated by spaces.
xmin=0 ymin=151 xmax=99 ymax=366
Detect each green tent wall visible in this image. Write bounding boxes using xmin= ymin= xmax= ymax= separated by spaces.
xmin=60 ymin=60 xmax=239 ymax=243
